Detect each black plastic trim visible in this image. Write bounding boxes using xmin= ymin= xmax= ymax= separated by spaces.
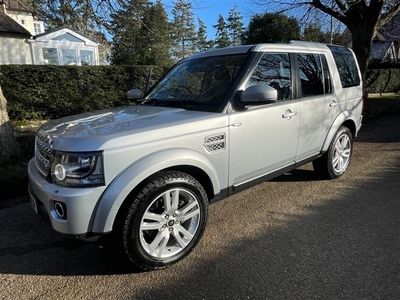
xmin=209 ymin=154 xmax=321 ymax=203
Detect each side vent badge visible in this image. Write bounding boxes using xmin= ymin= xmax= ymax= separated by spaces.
xmin=204 ymin=134 xmax=226 ymax=153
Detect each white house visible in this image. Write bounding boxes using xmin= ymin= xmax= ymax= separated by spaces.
xmin=1 ymin=0 xmax=44 ymax=36
xmin=30 ymin=28 xmax=100 ymax=65
xmin=0 ymin=0 xmax=99 ymax=65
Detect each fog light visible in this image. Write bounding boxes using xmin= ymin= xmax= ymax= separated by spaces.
xmin=54 ymin=201 xmax=66 ymax=219
xmin=53 ymin=164 xmax=66 ymax=181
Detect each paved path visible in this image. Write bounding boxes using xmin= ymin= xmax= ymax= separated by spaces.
xmin=1 ymin=116 xmax=399 ymax=299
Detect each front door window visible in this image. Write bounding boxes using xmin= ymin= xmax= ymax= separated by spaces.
xmin=247 ymin=53 xmax=292 ymax=101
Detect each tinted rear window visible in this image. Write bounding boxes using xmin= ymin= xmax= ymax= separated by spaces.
xmin=328 ymin=45 xmax=360 ymax=88
xmin=297 ymin=53 xmax=324 ymax=97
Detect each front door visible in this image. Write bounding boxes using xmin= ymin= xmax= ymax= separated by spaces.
xmin=228 ymin=53 xmax=300 ymax=188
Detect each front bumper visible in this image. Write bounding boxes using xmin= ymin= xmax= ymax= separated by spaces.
xmin=28 ymin=159 xmax=106 ymax=235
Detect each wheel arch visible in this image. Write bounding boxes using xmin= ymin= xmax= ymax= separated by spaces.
xmin=342 ymin=119 xmax=356 ymax=137
xmin=90 ymin=149 xmax=220 ymax=234
xmin=321 ymin=112 xmax=357 ymax=153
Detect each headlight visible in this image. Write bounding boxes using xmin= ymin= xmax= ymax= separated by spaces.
xmin=51 ymin=151 xmax=104 ymax=187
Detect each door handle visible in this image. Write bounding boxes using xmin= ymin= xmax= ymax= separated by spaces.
xmin=330 ymin=99 xmax=338 ymax=108
xmin=282 ymin=110 xmax=297 ymax=120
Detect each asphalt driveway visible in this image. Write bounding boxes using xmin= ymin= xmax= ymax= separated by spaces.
xmin=0 ymin=116 xmax=399 ymax=299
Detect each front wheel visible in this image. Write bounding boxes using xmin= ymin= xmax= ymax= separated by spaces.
xmin=313 ymin=126 xmax=353 ymax=179
xmin=120 ymin=171 xmax=208 ymax=271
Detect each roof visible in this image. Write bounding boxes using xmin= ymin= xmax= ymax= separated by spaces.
xmin=187 ymin=45 xmax=253 ymax=60
xmin=0 ymin=11 xmax=30 ymax=36
xmin=34 ymin=27 xmax=98 ymax=46
xmin=34 ymin=26 xmax=94 ymax=42
xmin=379 ymin=13 xmax=400 ymax=41
xmin=1 ymin=0 xmax=33 ymax=13
xmin=371 ymin=41 xmax=395 ymax=61
xmin=186 ymin=41 xmax=333 ymax=60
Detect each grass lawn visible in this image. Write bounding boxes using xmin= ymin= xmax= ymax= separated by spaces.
xmin=365 ymin=93 xmax=400 ymax=119
xmin=368 ymin=93 xmax=400 ymax=100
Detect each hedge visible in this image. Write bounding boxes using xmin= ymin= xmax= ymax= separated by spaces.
xmin=366 ymin=68 xmax=400 ymax=94
xmin=0 ymin=65 xmax=167 ymax=120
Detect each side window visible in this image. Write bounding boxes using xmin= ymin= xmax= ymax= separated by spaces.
xmin=247 ymin=53 xmax=292 ymax=101
xmin=327 ymin=45 xmax=360 ymax=88
xmin=297 ymin=54 xmax=324 ymax=97
xmin=321 ymin=55 xmax=332 ymax=94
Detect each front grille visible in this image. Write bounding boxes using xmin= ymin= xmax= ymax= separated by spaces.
xmin=204 ymin=133 xmax=225 ymax=153
xmin=35 ymin=131 xmax=53 ymax=177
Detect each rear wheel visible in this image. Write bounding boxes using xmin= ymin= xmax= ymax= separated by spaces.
xmin=313 ymin=126 xmax=353 ymax=179
xmin=120 ymin=171 xmax=208 ymax=271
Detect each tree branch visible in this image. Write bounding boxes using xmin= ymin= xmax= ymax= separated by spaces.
xmin=334 ymin=0 xmax=348 ymax=13
xmin=377 ymin=1 xmax=400 ymax=29
xmin=311 ymin=0 xmax=347 ymax=23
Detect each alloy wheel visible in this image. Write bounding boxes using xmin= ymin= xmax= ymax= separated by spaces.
xmin=332 ymin=133 xmax=351 ymax=173
xmin=139 ymin=188 xmax=201 ymax=259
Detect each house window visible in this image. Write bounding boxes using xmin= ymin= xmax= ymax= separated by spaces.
xmin=80 ymin=50 xmax=94 ymax=65
xmin=34 ymin=22 xmax=42 ymax=35
xmin=62 ymin=49 xmax=77 ymax=65
xmin=42 ymin=48 xmax=59 ymax=65
xmin=53 ymin=33 xmax=84 ymax=43
xmin=21 ymin=19 xmax=25 ymax=25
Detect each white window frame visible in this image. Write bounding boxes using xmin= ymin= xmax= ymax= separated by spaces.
xmin=35 ymin=29 xmax=99 ymax=66
xmin=42 ymin=47 xmax=59 ymax=65
xmin=34 ymin=22 xmax=42 ymax=35
xmin=40 ymin=46 xmax=97 ymax=66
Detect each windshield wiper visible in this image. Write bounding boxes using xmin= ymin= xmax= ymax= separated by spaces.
xmin=142 ymin=99 xmax=199 ymax=108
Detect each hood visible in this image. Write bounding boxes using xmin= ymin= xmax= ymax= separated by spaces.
xmin=39 ymin=105 xmax=227 ymax=151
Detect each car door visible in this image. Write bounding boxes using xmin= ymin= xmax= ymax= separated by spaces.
xmin=228 ymin=53 xmax=300 ymax=188
xmin=295 ymin=53 xmax=340 ymax=161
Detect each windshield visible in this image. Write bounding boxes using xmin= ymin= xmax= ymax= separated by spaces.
xmin=144 ymin=54 xmax=248 ymax=112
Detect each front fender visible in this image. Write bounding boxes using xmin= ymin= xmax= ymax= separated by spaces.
xmin=90 ymin=148 xmax=220 ymax=233
xmin=321 ymin=111 xmax=356 ymax=152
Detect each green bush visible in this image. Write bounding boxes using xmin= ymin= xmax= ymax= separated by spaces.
xmin=366 ymin=68 xmax=400 ymax=93
xmin=0 ymin=65 xmax=167 ymax=120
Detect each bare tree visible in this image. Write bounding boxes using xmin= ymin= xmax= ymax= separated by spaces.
xmin=0 ymin=86 xmax=18 ymax=165
xmin=257 ymin=0 xmax=400 ymax=79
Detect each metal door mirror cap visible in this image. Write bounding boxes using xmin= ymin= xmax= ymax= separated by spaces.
xmin=127 ymin=88 xmax=143 ymax=100
xmin=241 ymin=84 xmax=278 ymax=105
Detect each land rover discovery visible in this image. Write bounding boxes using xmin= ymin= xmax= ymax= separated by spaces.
xmin=28 ymin=41 xmax=363 ymax=270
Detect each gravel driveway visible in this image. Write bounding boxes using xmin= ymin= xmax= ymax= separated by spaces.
xmin=1 ymin=116 xmax=399 ymax=299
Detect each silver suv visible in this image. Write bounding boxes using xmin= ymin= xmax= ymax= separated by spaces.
xmin=28 ymin=41 xmax=363 ymax=270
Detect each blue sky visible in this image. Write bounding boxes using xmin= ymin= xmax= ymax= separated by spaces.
xmin=163 ymin=0 xmax=266 ymax=39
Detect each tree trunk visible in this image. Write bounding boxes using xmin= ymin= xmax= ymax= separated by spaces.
xmin=347 ymin=0 xmax=383 ymax=85
xmin=349 ymin=22 xmax=376 ymax=104
xmin=0 ymin=85 xmax=18 ymax=165
xmin=350 ymin=25 xmax=375 ymax=83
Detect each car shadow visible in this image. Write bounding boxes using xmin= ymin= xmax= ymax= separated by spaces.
xmin=356 ymin=116 xmax=400 ymax=143
xmin=272 ymin=168 xmax=326 ymax=182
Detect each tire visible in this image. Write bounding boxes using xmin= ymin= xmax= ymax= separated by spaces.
xmin=313 ymin=126 xmax=353 ymax=179
xmin=120 ymin=171 xmax=208 ymax=271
